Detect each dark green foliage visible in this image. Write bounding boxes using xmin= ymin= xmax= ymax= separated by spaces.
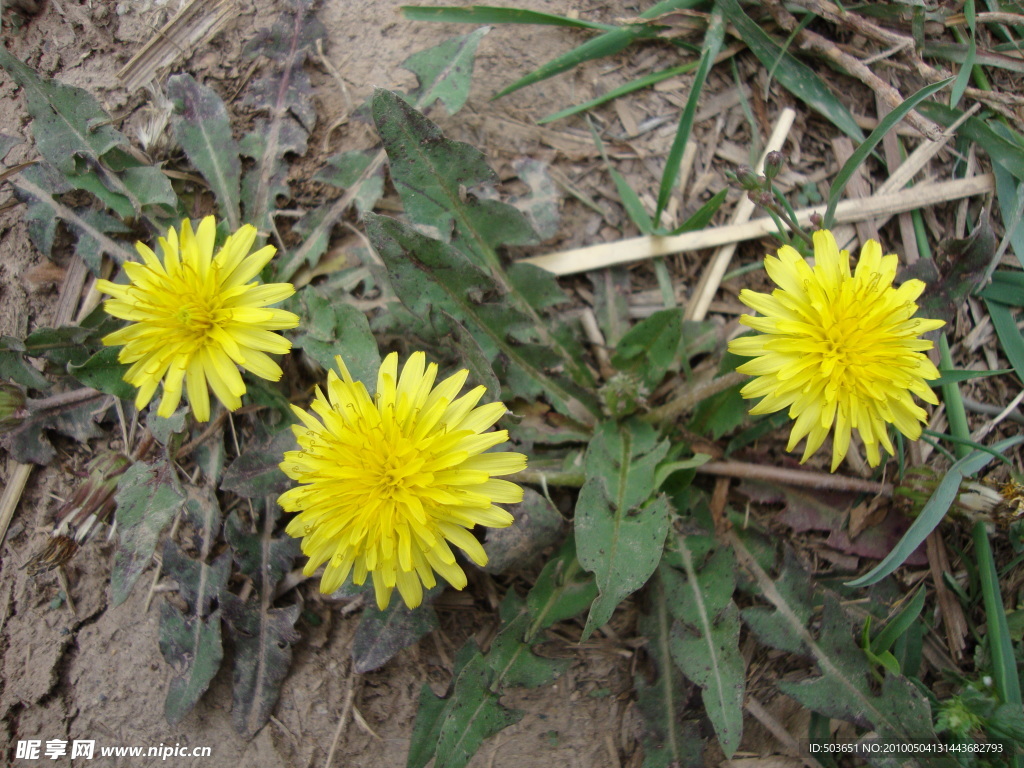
xmin=576 ymin=419 xmax=671 ymax=639
xmin=408 ymin=541 xmax=595 ymax=768
xmin=110 ymin=461 xmax=187 ymax=606
xmin=352 ymin=587 xmax=442 ymax=674
xmin=159 ymin=489 xmax=230 ymax=725
xmin=222 ymin=505 xmax=302 ymax=737
xmin=365 ymin=213 xmax=600 ymax=422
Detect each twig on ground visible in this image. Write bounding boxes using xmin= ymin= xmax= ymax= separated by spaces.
xmin=763 ymin=0 xmax=943 ymax=140
xmin=520 ymin=175 xmax=995 ymax=275
xmin=698 ymin=460 xmax=894 ymax=496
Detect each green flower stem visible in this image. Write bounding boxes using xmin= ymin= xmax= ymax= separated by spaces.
xmin=939 ymin=334 xmax=971 ymax=460
xmin=508 ymin=467 xmax=585 ymax=488
xmin=643 ymin=370 xmax=747 ymax=424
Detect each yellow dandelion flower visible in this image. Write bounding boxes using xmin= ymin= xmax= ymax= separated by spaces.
xmin=96 ymin=217 xmax=299 ymax=422
xmin=279 ymin=351 xmax=527 ymax=610
xmin=728 ymin=229 xmax=945 ymax=472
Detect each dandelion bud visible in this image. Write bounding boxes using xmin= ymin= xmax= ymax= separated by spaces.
xmin=763 ymin=151 xmax=785 ymax=180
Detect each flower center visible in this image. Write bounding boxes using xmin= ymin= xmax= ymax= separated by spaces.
xmin=364 ymin=431 xmax=428 ymax=505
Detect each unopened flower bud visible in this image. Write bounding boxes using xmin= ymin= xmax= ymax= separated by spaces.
xmin=730 ymin=165 xmax=763 ymax=191
xmin=810 ymin=212 xmax=823 ymax=229
xmin=763 ymin=151 xmax=785 ymax=180
xmin=600 ymin=371 xmax=650 ymax=419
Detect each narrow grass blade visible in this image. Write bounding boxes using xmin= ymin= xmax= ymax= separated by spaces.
xmin=983 ymin=299 xmax=1024 ymax=385
xmin=871 ymin=586 xmax=926 ymax=655
xmin=918 ymin=102 xmax=1024 ymax=181
xmin=950 ymin=0 xmax=977 ymax=108
xmin=823 ymin=78 xmax=953 ymax=228
xmin=665 ymin=188 xmax=727 ymax=235
xmin=539 ymin=61 xmax=699 ymax=124
xmin=972 ymin=521 xmax=1023 ymax=708
xmin=720 ymin=0 xmax=865 ymax=143
xmin=655 ymin=6 xmax=724 ymax=224
xmin=993 ymin=163 xmax=1024 ymax=269
xmin=490 ymin=0 xmax=706 ymax=99
xmin=846 ymin=435 xmax=1024 ymax=588
xmin=586 ymin=117 xmax=651 ymax=233
xmin=402 ymin=5 xmax=616 ymax=31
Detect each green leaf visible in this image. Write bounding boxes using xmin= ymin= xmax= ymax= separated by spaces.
xmin=918 ymin=102 xmax=1024 ymax=181
xmin=7 ymin=389 xmax=109 ymax=465
xmin=221 ymin=428 xmax=297 ymax=499
xmin=719 ymin=0 xmax=865 ymax=143
xmin=279 ymin=32 xmax=493 ymax=279
xmin=993 ymin=164 xmax=1024 ymax=269
xmin=402 ymin=5 xmax=616 ymax=31
xmin=656 ymin=8 xmax=724 ymax=223
xmin=290 ymin=290 xmax=381 ymax=389
xmin=824 ymin=77 xmax=953 ymax=228
xmin=539 ymin=61 xmax=700 ymax=125
xmin=68 ymin=346 xmax=134 ymax=401
xmin=119 ymin=165 xmax=177 ymax=212
xmin=736 ymin=541 xmax=944 ymax=754
xmin=522 ymin=537 xmax=596 ymax=630
xmin=0 ymin=335 xmax=51 ymax=390
xmin=364 ymin=213 xmax=600 ymax=422
xmin=984 ymin=300 xmax=1024 ymax=385
xmin=611 ymin=308 xmax=683 ymax=388
xmin=66 ymin=208 xmax=133 ymax=274
xmin=238 ymin=0 xmax=322 ymax=233
xmin=871 ymin=586 xmax=926 ymax=656
xmin=846 ymin=435 xmax=1024 ymax=587
xmin=905 ymin=219 xmax=996 ymax=327
xmin=439 ymin=310 xmax=502 ymax=403
xmin=313 ymin=148 xmax=384 ymax=219
xmin=488 ymin=592 xmax=568 ymax=688
xmin=371 ymin=88 xmax=537 ymax=270
xmin=407 ymin=540 xmax=591 ymax=768
xmin=482 ymin=486 xmax=565 ymax=574
xmin=352 ymin=588 xmax=441 ymax=674
xmin=159 ymin=488 xmax=229 ymax=725
xmin=741 ymin=551 xmax=814 ymax=655
xmin=973 ymin=522 xmax=1023 ymax=710
xmin=663 ymin=543 xmax=745 ymax=757
xmin=486 ymin=0 xmax=700 ymax=100
xmin=408 ymin=676 xmax=454 ymax=768
xmin=689 ymin=380 xmax=746 ymax=440
xmin=576 ymin=419 xmax=671 ymax=639
xmin=11 ymin=166 xmax=136 ymax=270
xmin=635 ymin=571 xmax=702 ymax=768
xmin=949 ymin=7 xmax=976 ymax=108
xmin=666 ymin=188 xmax=728 ymax=235
xmin=0 ymin=48 xmax=125 ymax=175
xmin=780 ymin=598 xmax=939 ymax=748
xmin=429 ymin=650 xmax=523 ymax=768
xmin=110 ymin=460 xmax=186 ymax=606
xmin=222 ymin=505 xmax=302 ymax=738
xmin=168 ymin=74 xmax=242 ymax=230
xmin=403 ymin=27 xmax=489 ymax=115
xmin=23 ymin=325 xmax=94 ymax=368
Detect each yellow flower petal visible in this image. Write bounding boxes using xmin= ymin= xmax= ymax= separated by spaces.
xmin=96 ymin=216 xmax=299 ymax=421
xmin=278 ymin=352 xmax=527 ymax=610
xmin=730 ymin=229 xmax=944 ymax=471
